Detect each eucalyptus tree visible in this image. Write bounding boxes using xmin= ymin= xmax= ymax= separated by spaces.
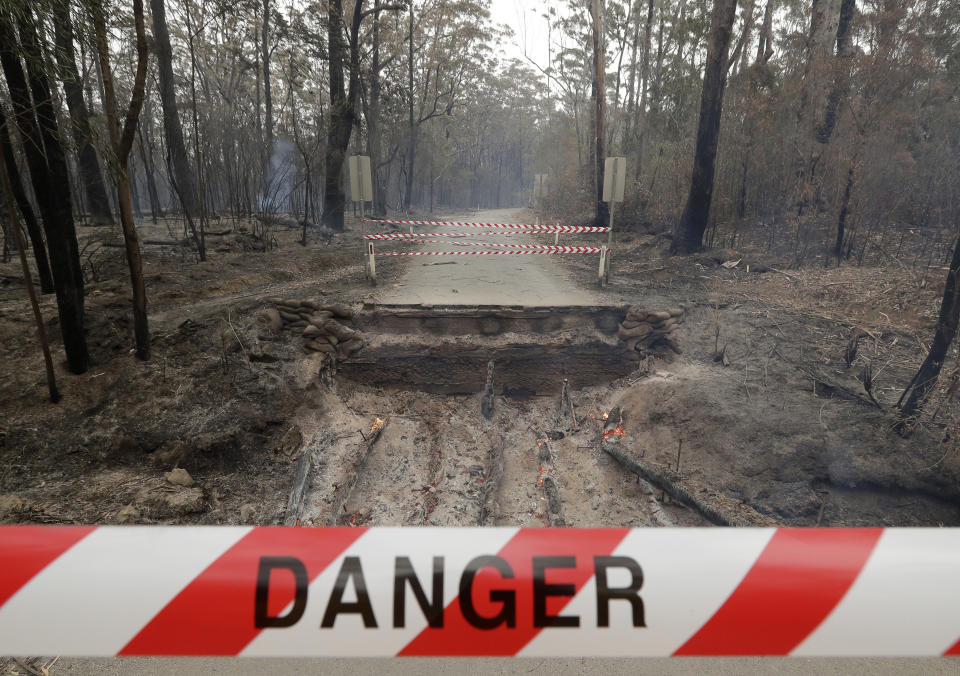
xmin=0 ymin=3 xmax=89 ymax=373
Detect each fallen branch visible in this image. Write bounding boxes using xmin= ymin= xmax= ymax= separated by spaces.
xmin=639 ymin=477 xmax=675 ymax=527
xmin=602 ymin=445 xmax=735 ymax=526
xmin=774 ymin=349 xmax=877 ymax=407
xmin=542 ymin=475 xmax=566 ymax=527
xmin=326 ymin=418 xmax=389 ymax=525
xmin=477 ymin=435 xmax=504 ymax=525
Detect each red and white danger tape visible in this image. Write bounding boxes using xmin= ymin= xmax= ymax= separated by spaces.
xmin=2 ymin=526 xmax=960 ymax=657
xmin=375 ymin=246 xmax=605 ymax=256
xmin=366 ymin=233 xmax=519 ymax=239
xmin=363 ymin=219 xmax=610 ymax=233
xmin=364 ymin=229 xmax=603 ymax=239
xmin=370 ymin=241 xmax=588 ymax=250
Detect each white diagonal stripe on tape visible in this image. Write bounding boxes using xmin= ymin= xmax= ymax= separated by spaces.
xmin=791 ymin=528 xmax=960 ymax=656
xmin=375 ymin=247 xmax=604 ymax=256
xmin=0 ymin=526 xmax=251 ymax=656
xmin=518 ymin=528 xmax=775 ymax=657
xmin=242 ymin=527 xmax=518 ymax=657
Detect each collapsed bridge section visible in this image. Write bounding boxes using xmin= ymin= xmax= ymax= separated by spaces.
xmin=260 ymin=300 xmax=687 ymax=395
xmin=339 ymin=304 xmax=637 ymax=395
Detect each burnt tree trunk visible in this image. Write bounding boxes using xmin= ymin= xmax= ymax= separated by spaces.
xmin=754 ymin=0 xmax=775 ymax=63
xmin=898 ymin=225 xmax=960 ymax=427
xmin=635 ymin=0 xmax=655 ymax=176
xmin=150 ymin=0 xmax=202 ymax=257
xmin=817 ymin=0 xmax=856 ymax=144
xmin=0 ymin=112 xmax=54 ymax=293
xmin=364 ymin=0 xmax=388 ymax=216
xmin=137 ymin=119 xmax=162 ymax=222
xmin=591 ymin=0 xmax=609 ymax=227
xmin=51 ymin=0 xmax=114 ymax=226
xmin=262 ymin=0 xmax=273 ymax=151
xmin=92 ymin=0 xmax=151 ymax=360
xmin=322 ymin=0 xmax=364 ymax=232
xmin=0 ymin=7 xmax=89 ymax=373
xmin=670 ymin=0 xmax=738 ymax=254
xmin=404 ymin=2 xmax=416 ymax=212
xmin=0 ymin=143 xmax=60 ymax=402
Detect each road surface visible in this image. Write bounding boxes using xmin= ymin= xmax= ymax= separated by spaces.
xmin=375 ymin=208 xmax=602 ymax=306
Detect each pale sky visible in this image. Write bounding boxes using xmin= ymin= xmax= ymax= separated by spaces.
xmin=489 ymin=0 xmax=554 ymax=70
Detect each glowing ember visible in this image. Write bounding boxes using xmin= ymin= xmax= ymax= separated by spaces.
xmin=601 ymin=411 xmax=610 ymax=421
xmin=537 ymin=464 xmax=549 ymax=487
xmin=370 ymin=417 xmax=388 ymax=434
xmin=603 ymin=424 xmax=626 ymax=440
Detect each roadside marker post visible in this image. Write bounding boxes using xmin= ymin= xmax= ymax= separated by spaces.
xmin=367 ymin=242 xmax=376 ymax=285
xmin=602 ymin=156 xmax=626 ymax=285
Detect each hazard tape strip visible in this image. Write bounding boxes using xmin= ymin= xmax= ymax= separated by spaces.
xmin=375 ymin=246 xmax=605 ymax=256
xmin=363 ymin=219 xmax=609 ymax=233
xmin=2 ymin=526 xmax=960 ymax=657
xmin=371 ymin=240 xmax=585 ymax=249
xmin=366 ymin=233 xmax=521 ymax=239
xmin=364 ymin=230 xmax=605 ymax=239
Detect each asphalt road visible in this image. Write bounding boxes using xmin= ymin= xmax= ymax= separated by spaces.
xmin=375 ymin=208 xmax=602 ymax=306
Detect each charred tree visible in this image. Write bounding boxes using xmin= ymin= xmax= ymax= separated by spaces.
xmin=0 ymin=6 xmax=89 ymax=373
xmin=670 ymin=0 xmax=738 ymax=254
xmin=262 ymin=0 xmax=273 ymax=152
xmin=322 ymin=0 xmax=355 ymax=231
xmin=321 ymin=0 xmax=388 ymax=231
xmin=591 ymin=0 xmax=609 ymax=227
xmin=0 ymin=144 xmax=59 ymax=402
xmin=634 ymin=0 xmax=655 ymax=176
xmin=404 ymin=1 xmax=416 ymax=212
xmin=51 ymin=0 xmax=114 ymax=226
xmin=817 ymin=0 xmax=856 ymax=144
xmin=149 ymin=0 xmax=203 ymax=257
xmin=92 ymin=0 xmax=151 ymax=360
xmin=0 ymin=112 xmax=54 ymax=293
xmin=898 ymin=226 xmax=960 ymax=429
xmin=363 ymin=0 xmax=390 ymax=217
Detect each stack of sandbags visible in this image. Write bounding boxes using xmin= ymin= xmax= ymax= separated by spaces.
xmin=302 ymin=316 xmax=365 ymax=358
xmin=262 ymin=298 xmax=365 ymax=359
xmin=617 ymin=306 xmax=685 ymax=355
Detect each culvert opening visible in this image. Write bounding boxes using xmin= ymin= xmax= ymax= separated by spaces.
xmin=337 ymin=303 xmax=640 ymax=395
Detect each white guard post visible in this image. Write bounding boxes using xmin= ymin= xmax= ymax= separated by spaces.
xmin=602 ymin=156 xmax=626 ymax=285
xmin=367 ymin=242 xmax=376 ymax=285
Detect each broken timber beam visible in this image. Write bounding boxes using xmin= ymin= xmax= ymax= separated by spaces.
xmin=326 ymin=418 xmax=389 ymax=525
xmin=283 ymin=451 xmax=313 ymax=526
xmin=477 ymin=435 xmax=504 ymax=525
xmin=480 ymin=360 xmax=495 ymax=419
xmin=602 ymin=445 xmax=735 ymax=526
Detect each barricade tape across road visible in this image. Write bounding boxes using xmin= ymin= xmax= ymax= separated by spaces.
xmin=2 ymin=526 xmax=960 ymax=657
xmin=375 ymin=246 xmax=606 ymax=256
xmin=364 ymin=230 xmax=606 ymax=239
xmin=363 ymin=218 xmax=609 ymax=234
xmin=370 ymin=240 xmax=597 ymax=249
